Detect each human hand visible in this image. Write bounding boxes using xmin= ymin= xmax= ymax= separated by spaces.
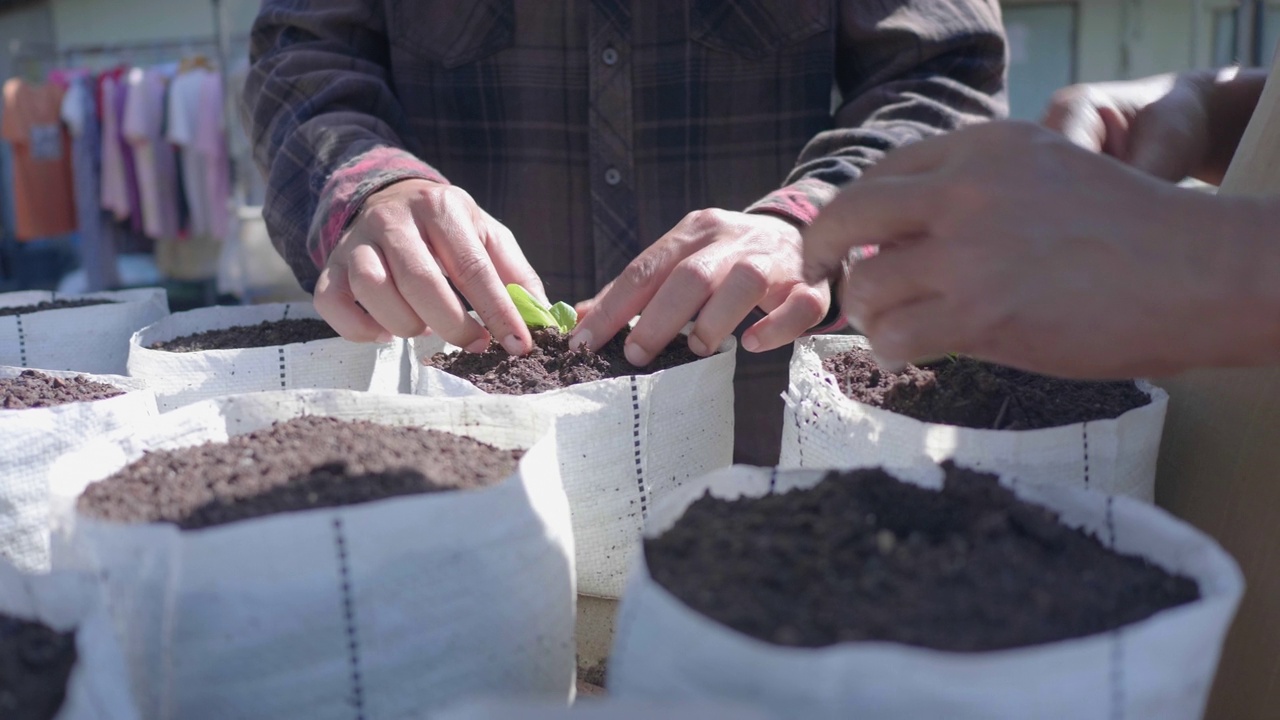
xmin=802 ymin=121 xmax=1252 ymax=379
xmin=1042 ymin=71 xmax=1214 ymax=182
xmin=313 ymin=179 xmax=545 ymax=355
xmin=570 ymin=209 xmax=830 ymax=366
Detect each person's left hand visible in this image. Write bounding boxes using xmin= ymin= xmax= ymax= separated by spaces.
xmin=570 ymin=209 xmax=830 ymax=365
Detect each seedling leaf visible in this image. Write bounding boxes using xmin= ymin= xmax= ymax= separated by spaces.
xmin=506 ymin=284 xmax=557 ymax=329
xmin=549 ymin=302 xmax=578 ymax=333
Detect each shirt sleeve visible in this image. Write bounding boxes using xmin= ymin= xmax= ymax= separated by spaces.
xmin=245 ymin=0 xmax=448 ymax=292
xmin=746 ymin=0 xmax=1009 ymax=226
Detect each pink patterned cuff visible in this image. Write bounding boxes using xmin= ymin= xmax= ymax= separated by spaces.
xmin=745 ymin=177 xmax=841 ymax=227
xmin=308 ymin=147 xmax=448 ymax=270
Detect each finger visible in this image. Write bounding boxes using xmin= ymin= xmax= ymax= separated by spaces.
xmin=375 ymin=224 xmax=491 ymax=353
xmin=1042 ymin=91 xmax=1106 ymax=152
xmin=413 ymin=201 xmax=530 ymax=355
xmin=842 ymin=238 xmax=940 ymax=329
xmin=687 ymin=256 xmax=774 ymax=356
xmin=626 ymin=247 xmax=731 ymax=365
xmin=313 ymin=264 xmax=392 ymax=343
xmin=1125 ymin=112 xmax=1197 ymax=182
xmin=863 ymin=295 xmax=967 ymax=368
xmin=480 ymin=210 xmax=548 ymax=305
xmin=571 ymin=233 xmax=703 ymax=353
xmin=802 ymin=179 xmax=934 ymax=284
xmin=740 ymin=283 xmax=829 ymax=353
xmin=1097 ymin=105 xmax=1130 ymax=159
xmin=345 ymin=243 xmax=428 ymax=338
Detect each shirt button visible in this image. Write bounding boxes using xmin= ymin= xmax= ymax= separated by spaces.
xmin=602 ymin=47 xmax=619 ymax=66
xmin=604 ymin=167 xmax=622 ymax=185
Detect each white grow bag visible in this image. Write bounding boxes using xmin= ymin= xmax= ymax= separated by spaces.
xmin=781 ymin=336 xmax=1169 ymax=501
xmin=0 ymin=561 xmax=140 ymax=720
xmin=413 ymin=326 xmax=735 ymax=598
xmin=127 ymin=302 xmax=406 ymax=412
xmin=0 ymin=288 xmax=168 ymax=375
xmin=609 ymin=464 xmax=1244 ymax=720
xmin=48 ymin=390 xmax=575 ymax=720
xmin=0 ymin=367 xmax=155 ymax=571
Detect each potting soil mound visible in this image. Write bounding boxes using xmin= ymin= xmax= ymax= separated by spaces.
xmin=0 ymin=298 xmax=117 ymax=318
xmin=430 ymin=328 xmax=703 ymax=395
xmin=149 ymin=318 xmax=340 ymax=352
xmin=1 ymin=369 xmax=124 ymax=410
xmin=0 ymin=612 xmax=77 ymax=720
xmin=646 ymin=463 xmax=1199 ymax=652
xmin=823 ymin=347 xmax=1150 ymax=430
xmin=77 ymin=416 xmax=522 ymax=530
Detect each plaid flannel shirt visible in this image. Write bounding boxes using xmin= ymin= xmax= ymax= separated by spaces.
xmin=243 ymin=0 xmax=1007 ymax=463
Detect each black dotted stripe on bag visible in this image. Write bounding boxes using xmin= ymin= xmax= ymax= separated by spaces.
xmin=630 ymin=376 xmax=647 ymax=519
xmin=14 ymin=314 xmax=27 ymax=367
xmin=278 ymin=347 xmax=287 ymax=390
xmin=332 ymin=517 xmax=366 ymax=720
xmin=792 ymin=401 xmax=805 ymax=467
xmin=1083 ymin=422 xmax=1091 ymax=489
xmin=768 ymin=467 xmax=778 ymax=494
xmin=282 ymin=304 xmax=291 ymax=320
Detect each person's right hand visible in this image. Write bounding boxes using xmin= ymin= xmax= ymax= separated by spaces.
xmin=313 ymin=179 xmax=546 ymax=355
xmin=1042 ymin=72 xmax=1214 ymax=182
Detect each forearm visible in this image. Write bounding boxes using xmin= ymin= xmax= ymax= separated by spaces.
xmin=1193 ymin=67 xmax=1269 ymax=185
xmin=245 ymin=0 xmax=443 ymax=291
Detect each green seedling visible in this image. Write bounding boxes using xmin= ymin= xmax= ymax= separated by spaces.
xmin=506 ymin=284 xmax=578 ymax=334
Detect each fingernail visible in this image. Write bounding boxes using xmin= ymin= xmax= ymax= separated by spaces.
xmin=624 ymin=341 xmax=650 ymax=367
xmin=375 ymin=331 xmax=394 ymax=344
xmin=465 ymin=337 xmax=491 ymax=354
xmin=501 ymin=334 xmax=525 ymax=355
xmin=687 ymin=334 xmax=708 ymax=356
xmin=741 ymin=334 xmax=760 ymax=353
xmin=568 ymin=328 xmax=592 ymax=351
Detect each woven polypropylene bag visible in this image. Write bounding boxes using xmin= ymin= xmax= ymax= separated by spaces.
xmin=781 ymin=336 xmax=1169 ymax=501
xmin=0 ymin=288 xmax=168 ymax=374
xmin=0 ymin=561 xmax=140 ymax=720
xmin=0 ymin=367 xmax=156 ymax=571
xmin=48 ymin=390 xmax=575 ymax=720
xmin=609 ymin=464 xmax=1244 ymax=720
xmin=412 ymin=328 xmax=735 ymax=598
xmin=127 ymin=302 xmax=407 ymax=412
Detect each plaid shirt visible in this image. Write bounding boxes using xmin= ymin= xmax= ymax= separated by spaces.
xmin=245 ymin=0 xmax=1006 ymax=299
xmin=244 ymin=0 xmax=1006 ymax=464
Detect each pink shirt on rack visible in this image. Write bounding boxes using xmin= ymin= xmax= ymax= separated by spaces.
xmin=123 ymin=66 xmax=180 ymax=240
xmin=194 ymin=70 xmax=230 ymax=241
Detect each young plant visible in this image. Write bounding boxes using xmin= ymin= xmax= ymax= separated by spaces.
xmin=506 ymin=284 xmax=578 ymax=334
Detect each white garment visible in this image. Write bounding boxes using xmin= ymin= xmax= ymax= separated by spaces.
xmin=166 ymin=68 xmax=214 ymax=238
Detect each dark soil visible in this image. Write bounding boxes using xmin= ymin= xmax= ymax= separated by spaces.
xmin=823 ymin=347 xmax=1150 ymax=430
xmin=646 ymin=462 xmax=1200 ymax=652
xmin=429 ymin=328 xmax=704 ymax=395
xmin=149 ymin=318 xmax=340 ymax=352
xmin=577 ymin=659 xmax=607 ymax=691
xmin=0 ymin=613 xmax=77 ymax=720
xmin=77 ymin=416 xmax=522 ymax=530
xmin=0 ymin=298 xmax=117 ymax=318
xmin=1 ymin=370 xmax=125 ymax=410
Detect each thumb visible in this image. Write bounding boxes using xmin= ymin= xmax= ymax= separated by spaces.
xmin=1042 ymin=92 xmax=1107 ymax=153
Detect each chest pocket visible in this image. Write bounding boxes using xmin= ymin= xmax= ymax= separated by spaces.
xmin=385 ymin=0 xmax=515 ymax=69
xmin=691 ymin=0 xmax=832 ymax=60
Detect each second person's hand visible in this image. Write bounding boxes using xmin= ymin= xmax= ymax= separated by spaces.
xmin=570 ymin=209 xmax=830 ymax=365
xmin=313 ymin=179 xmax=547 ymax=355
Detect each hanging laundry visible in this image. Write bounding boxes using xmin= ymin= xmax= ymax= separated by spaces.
xmin=194 ymin=69 xmax=230 ymax=241
xmin=123 ymin=65 xmax=180 ymax=240
xmin=1 ymin=78 xmax=76 ymax=240
xmin=61 ymin=74 xmax=120 ymax=290
xmin=167 ymin=65 xmax=214 ymax=238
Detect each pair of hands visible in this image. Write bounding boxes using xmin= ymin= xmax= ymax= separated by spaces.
xmin=803 ymin=71 xmax=1262 ymax=379
xmin=316 ymin=180 xmax=830 ymax=365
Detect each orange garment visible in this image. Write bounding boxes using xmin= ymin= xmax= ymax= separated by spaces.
xmin=1 ymin=78 xmax=76 ymax=240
